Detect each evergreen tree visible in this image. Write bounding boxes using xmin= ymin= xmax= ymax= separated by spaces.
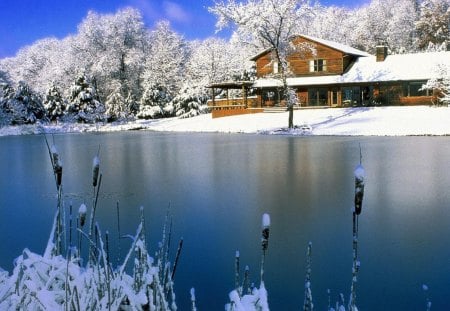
xmin=171 ymin=84 xmax=209 ymax=119
xmin=7 ymin=82 xmax=46 ymax=125
xmin=44 ymin=82 xmax=66 ymax=122
xmin=105 ymin=87 xmax=126 ymax=122
xmin=137 ymin=83 xmax=172 ymax=119
xmin=67 ymin=73 xmax=105 ymax=123
xmin=125 ymin=92 xmax=139 ymax=116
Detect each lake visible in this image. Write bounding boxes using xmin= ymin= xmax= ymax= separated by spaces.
xmin=1 ymin=132 xmax=450 ymax=310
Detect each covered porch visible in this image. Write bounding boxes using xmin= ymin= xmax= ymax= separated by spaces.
xmin=207 ymin=81 xmax=263 ymax=118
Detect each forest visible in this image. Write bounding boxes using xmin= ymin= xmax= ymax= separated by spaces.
xmin=0 ymin=0 xmax=449 ymax=126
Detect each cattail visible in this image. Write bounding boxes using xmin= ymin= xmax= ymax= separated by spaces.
xmin=235 ymin=250 xmax=240 ymax=293
xmin=51 ymin=145 xmax=62 ymax=187
xmin=92 ymin=155 xmax=100 ymax=187
xmin=261 ymin=213 xmax=271 ymax=251
xmin=79 ymin=204 xmax=87 ymax=227
xmin=190 ymin=288 xmax=197 ymax=311
xmin=354 ymin=164 xmax=365 ymax=215
xmin=260 ymin=213 xmax=271 ymax=285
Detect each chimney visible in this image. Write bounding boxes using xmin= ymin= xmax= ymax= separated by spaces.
xmin=376 ymin=45 xmax=388 ymax=62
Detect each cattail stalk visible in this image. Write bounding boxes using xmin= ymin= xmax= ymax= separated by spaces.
xmin=303 ymin=242 xmax=313 ymax=311
xmin=171 ymin=238 xmax=183 ymax=280
xmin=235 ymin=250 xmax=241 ymax=295
xmin=190 ymin=288 xmax=197 ymax=311
xmin=260 ymin=213 xmax=271 ymax=284
xmin=350 ymin=161 xmax=365 ymax=311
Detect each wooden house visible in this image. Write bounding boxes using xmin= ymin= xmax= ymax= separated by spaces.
xmin=208 ymin=34 xmax=450 ymax=116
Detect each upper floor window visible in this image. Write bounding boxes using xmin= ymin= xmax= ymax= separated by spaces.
xmin=273 ymin=61 xmax=279 ymax=74
xmin=309 ymin=59 xmax=327 ymax=72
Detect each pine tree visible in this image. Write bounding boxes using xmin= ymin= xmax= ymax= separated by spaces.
xmin=137 ymin=83 xmax=172 ymax=119
xmin=44 ymin=82 xmax=66 ymax=122
xmin=7 ymin=82 xmax=46 ymax=125
xmin=171 ymin=84 xmax=209 ymax=119
xmin=105 ymin=87 xmax=126 ymax=122
xmin=67 ymin=73 xmax=105 ymax=123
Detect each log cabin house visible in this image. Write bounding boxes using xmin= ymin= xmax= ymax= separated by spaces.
xmin=208 ymin=34 xmax=450 ymax=117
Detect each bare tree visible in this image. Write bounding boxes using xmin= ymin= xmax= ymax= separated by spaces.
xmin=210 ymin=0 xmax=314 ymax=128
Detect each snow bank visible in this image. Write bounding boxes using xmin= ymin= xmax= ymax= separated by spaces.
xmin=1 ymin=106 xmax=450 ymax=137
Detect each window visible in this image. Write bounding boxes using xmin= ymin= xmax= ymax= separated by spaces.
xmin=404 ymin=81 xmax=429 ymax=96
xmin=309 ymin=59 xmax=327 ymax=72
xmin=273 ymin=61 xmax=279 ymax=74
xmin=308 ymin=88 xmax=328 ymax=106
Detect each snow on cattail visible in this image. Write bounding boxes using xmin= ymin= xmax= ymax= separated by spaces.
xmin=92 ymin=155 xmax=100 ymax=187
xmin=261 ymin=213 xmax=270 ymax=251
xmin=354 ymin=164 xmax=365 ymax=215
xmin=79 ymin=204 xmax=87 ymax=227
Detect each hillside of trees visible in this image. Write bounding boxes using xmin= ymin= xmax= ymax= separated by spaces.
xmin=0 ymin=0 xmax=449 ymax=126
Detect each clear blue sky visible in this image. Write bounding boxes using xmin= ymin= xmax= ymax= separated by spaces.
xmin=0 ymin=0 xmax=364 ymax=59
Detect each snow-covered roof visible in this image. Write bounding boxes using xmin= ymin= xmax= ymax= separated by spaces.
xmin=297 ymin=34 xmax=371 ymax=57
xmin=341 ymin=51 xmax=450 ymax=82
xmin=253 ymin=51 xmax=450 ymax=88
xmin=250 ymin=35 xmax=370 ymax=61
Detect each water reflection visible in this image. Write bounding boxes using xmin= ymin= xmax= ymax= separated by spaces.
xmin=0 ymin=133 xmax=450 ymax=310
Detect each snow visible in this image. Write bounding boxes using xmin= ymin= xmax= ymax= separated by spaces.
xmin=297 ymin=34 xmax=371 ymax=57
xmin=256 ymin=51 xmax=450 ymax=87
xmin=354 ymin=165 xmax=365 ymax=180
xmin=262 ymin=213 xmax=271 ymax=228
xmin=3 ymin=106 xmax=450 ymax=137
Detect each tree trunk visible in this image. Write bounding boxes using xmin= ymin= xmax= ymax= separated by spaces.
xmin=288 ymin=105 xmax=293 ymax=128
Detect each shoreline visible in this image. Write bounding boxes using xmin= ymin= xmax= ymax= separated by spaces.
xmin=1 ymin=106 xmax=450 ymax=137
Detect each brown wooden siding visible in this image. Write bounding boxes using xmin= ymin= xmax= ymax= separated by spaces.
xmin=288 ymin=36 xmax=345 ymax=76
xmin=255 ymin=52 xmax=273 ymax=77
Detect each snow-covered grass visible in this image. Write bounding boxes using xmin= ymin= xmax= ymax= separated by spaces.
xmin=1 ymin=106 xmax=450 ymax=137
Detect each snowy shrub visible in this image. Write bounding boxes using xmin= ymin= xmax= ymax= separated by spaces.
xmin=171 ymin=85 xmax=210 ymax=119
xmin=67 ymin=74 xmax=105 ymax=123
xmin=137 ymin=83 xmax=172 ymax=119
xmin=44 ymin=82 xmax=66 ymax=122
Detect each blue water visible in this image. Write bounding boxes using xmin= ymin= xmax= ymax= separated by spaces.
xmin=1 ymin=132 xmax=450 ymax=310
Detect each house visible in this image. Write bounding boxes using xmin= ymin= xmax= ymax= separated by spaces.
xmin=208 ymin=34 xmax=450 ymax=117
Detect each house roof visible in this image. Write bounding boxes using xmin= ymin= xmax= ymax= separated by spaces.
xmin=253 ymin=51 xmax=450 ymax=88
xmin=249 ymin=34 xmax=370 ymax=61
xmin=296 ymin=34 xmax=371 ymax=57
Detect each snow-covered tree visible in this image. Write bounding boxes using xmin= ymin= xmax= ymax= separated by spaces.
xmin=74 ymin=8 xmax=148 ymax=102
xmin=210 ymin=0 xmax=314 ymax=128
xmin=137 ymin=83 xmax=172 ymax=119
xmin=143 ymin=21 xmax=187 ymax=95
xmin=44 ymin=82 xmax=66 ymax=122
xmin=171 ymin=84 xmax=209 ymax=119
xmin=415 ymin=0 xmax=450 ymax=51
xmin=105 ymin=86 xmax=127 ymax=122
xmin=344 ymin=0 xmax=419 ymax=54
xmin=422 ymin=63 xmax=450 ymax=105
xmin=5 ymin=81 xmax=46 ymax=125
xmin=67 ymin=73 xmax=105 ymax=123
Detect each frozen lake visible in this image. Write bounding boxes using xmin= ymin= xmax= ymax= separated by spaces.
xmin=1 ymin=132 xmax=450 ymax=310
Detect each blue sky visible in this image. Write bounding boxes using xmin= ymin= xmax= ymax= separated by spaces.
xmin=0 ymin=0 xmax=364 ymax=59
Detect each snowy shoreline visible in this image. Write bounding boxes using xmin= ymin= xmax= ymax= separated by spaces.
xmin=1 ymin=106 xmax=450 ymax=137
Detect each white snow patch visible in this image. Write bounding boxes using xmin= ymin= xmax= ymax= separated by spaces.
xmin=262 ymin=213 xmax=271 ymax=228
xmin=2 ymin=106 xmax=450 ymax=137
